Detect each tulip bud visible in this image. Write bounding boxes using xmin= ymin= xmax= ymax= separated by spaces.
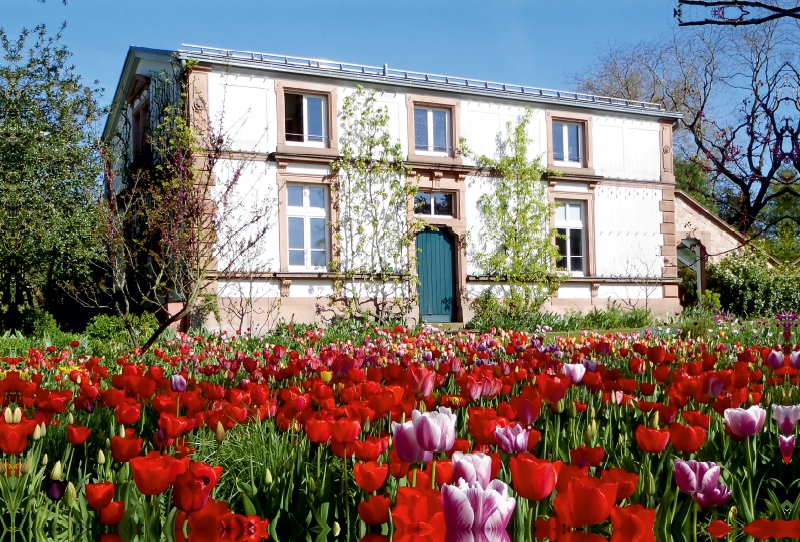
xmin=364 ymin=417 xmax=371 ymax=433
xmin=40 ymin=423 xmax=46 ymax=437
xmin=67 ymin=482 xmax=77 ymax=507
xmin=41 ymin=454 xmax=48 ymax=466
xmin=556 ymin=399 xmax=565 ymax=413
xmin=568 ymin=401 xmax=578 ymax=418
xmin=51 ymin=461 xmax=62 ymax=481
xmin=0 ymin=463 xmax=5 ymax=476
xmin=20 ymin=457 xmax=31 ymax=475
xmin=646 ymin=470 xmax=657 ymax=495
xmin=746 ymin=394 xmax=755 ymax=408
xmin=265 ymin=468 xmax=273 ymax=486
xmin=119 ymin=425 xmax=126 ymax=438
xmin=33 ymin=425 xmax=41 ymax=441
xmin=308 ymin=476 xmax=316 ymax=493
xmin=68 ymin=413 xmax=74 ymax=425
xmin=98 ymin=450 xmax=106 ymax=465
xmin=215 ymin=422 xmax=225 ymax=443
xmin=332 ymin=522 xmax=341 ymax=536
xmin=590 ymin=407 xmax=596 ymax=419
xmin=728 ymin=506 xmax=737 ymax=525
xmin=4 ymin=408 xmax=12 ymax=424
xmin=650 ymin=411 xmax=660 ymax=429
xmin=76 ymin=376 xmax=82 ymax=386
xmin=12 ymin=408 xmax=21 ymax=425
xmin=117 ymin=466 xmax=128 ymax=483
xmin=583 ymin=420 xmax=597 ymax=446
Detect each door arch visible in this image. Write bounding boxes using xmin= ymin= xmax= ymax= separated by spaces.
xmin=416 ymin=228 xmax=457 ymax=323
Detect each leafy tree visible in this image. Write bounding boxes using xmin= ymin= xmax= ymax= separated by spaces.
xmin=329 ymin=87 xmax=425 ymax=323
xmin=466 ymin=109 xmax=567 ymax=312
xmin=0 ymin=25 xmax=103 ymax=331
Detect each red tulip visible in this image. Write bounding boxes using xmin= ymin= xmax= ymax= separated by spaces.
xmin=553 ymin=476 xmax=618 ymax=527
xmin=509 ymin=453 xmax=560 ymax=501
xmin=743 ymin=519 xmax=800 ymax=540
xmin=304 ymin=419 xmax=331 ymax=444
xmin=130 ymin=452 xmax=187 ymax=496
xmin=99 ymin=502 xmax=125 ymax=525
xmin=0 ymin=422 xmax=34 ymax=455
xmin=569 ymin=446 xmax=604 ymax=468
xmin=353 ymin=461 xmax=389 ymax=493
xmin=601 ymin=468 xmax=639 ymax=501
xmin=610 ymin=504 xmax=656 ymax=542
xmin=85 ymin=482 xmax=115 ymax=510
xmin=635 ymin=425 xmax=670 ymax=454
xmin=706 ymin=520 xmax=732 ymax=539
xmin=173 ymin=462 xmax=222 ymax=513
xmin=110 ymin=436 xmax=142 ymax=463
xmin=358 ymin=494 xmax=391 ymax=525
xmin=158 ymin=414 xmax=187 ymax=439
xmin=66 ymin=425 xmax=91 ymax=446
xmin=391 ymin=487 xmax=444 ymax=540
xmin=669 ymin=423 xmax=707 ymax=453
xmin=328 ymin=419 xmax=361 ymax=444
xmin=114 ymin=402 xmax=141 ymax=425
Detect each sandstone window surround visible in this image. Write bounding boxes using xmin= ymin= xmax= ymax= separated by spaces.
xmin=545 ymin=110 xmax=594 ymax=176
xmin=405 ymin=94 xmax=462 ymax=166
xmin=548 ymin=181 xmax=597 ymax=278
xmin=275 ymin=80 xmax=339 ymax=158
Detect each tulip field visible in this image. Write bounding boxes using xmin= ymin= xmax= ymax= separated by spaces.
xmin=1 ymin=314 xmax=800 ymax=542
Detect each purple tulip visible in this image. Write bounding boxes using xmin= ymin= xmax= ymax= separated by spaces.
xmin=44 ymin=480 xmax=67 ymax=501
xmin=582 ymin=359 xmax=599 ymax=373
xmin=442 ymin=478 xmax=516 ymax=542
xmin=451 ymin=452 xmax=493 ymax=489
xmin=412 ymin=407 xmax=456 ymax=453
xmin=169 ymin=374 xmax=187 ymax=393
xmin=766 ymin=349 xmax=784 ymax=369
xmin=695 ymin=484 xmax=732 ymax=508
xmin=723 ymin=405 xmax=767 ymax=437
xmin=780 ymin=435 xmax=795 ymax=464
xmin=674 ymin=459 xmax=721 ymax=495
xmin=561 ymin=363 xmax=586 ymax=383
xmin=771 ymin=404 xmax=800 ymax=436
xmin=494 ymin=425 xmax=529 ymax=454
xmin=391 ymin=420 xmax=433 ymax=463
xmin=791 ymin=350 xmax=800 ymax=370
xmin=702 ymin=375 xmax=725 ymax=398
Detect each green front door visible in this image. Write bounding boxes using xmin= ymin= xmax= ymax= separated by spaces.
xmin=416 ymin=228 xmax=456 ymax=322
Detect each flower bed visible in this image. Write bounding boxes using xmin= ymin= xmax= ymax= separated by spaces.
xmin=0 ymin=315 xmax=799 ymax=541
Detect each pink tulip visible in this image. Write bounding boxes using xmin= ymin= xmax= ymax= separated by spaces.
xmin=412 ymin=407 xmax=456 ymax=453
xmin=674 ymin=459 xmax=721 ymax=495
xmin=407 ymin=366 xmax=434 ymax=398
xmin=766 ymin=349 xmax=784 ymax=369
xmin=723 ymin=406 xmax=766 ymax=437
xmin=561 ymin=363 xmax=586 ymax=383
xmin=790 ymin=350 xmax=800 ymax=370
xmin=391 ymin=420 xmax=433 ymax=463
xmin=771 ymin=404 xmax=800 ymax=436
xmin=780 ymin=435 xmax=795 ymax=464
xmin=451 ymin=451 xmax=493 ymax=489
xmin=494 ymin=425 xmax=529 ymax=454
xmin=442 ymin=478 xmax=516 ymax=542
xmin=695 ymin=484 xmax=732 ymax=508
xmin=702 ymin=374 xmax=725 ymax=398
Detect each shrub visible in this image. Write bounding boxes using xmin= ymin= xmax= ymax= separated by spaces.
xmin=84 ymin=312 xmax=160 ymax=343
xmin=20 ymin=306 xmax=60 ymax=337
xmin=706 ymin=252 xmax=800 ymax=316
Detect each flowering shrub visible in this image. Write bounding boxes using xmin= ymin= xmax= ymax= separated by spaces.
xmin=0 ymin=320 xmax=799 ymax=541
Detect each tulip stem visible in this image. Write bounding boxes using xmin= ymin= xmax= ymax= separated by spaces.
xmin=746 ymin=435 xmax=755 ymax=519
xmin=431 ymin=459 xmax=437 ymax=489
xmin=692 ymin=500 xmax=697 ymax=542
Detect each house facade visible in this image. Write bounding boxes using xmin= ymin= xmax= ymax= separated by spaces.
xmin=104 ymin=46 xmax=684 ymax=330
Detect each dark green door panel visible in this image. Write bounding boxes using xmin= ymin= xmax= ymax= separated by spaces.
xmin=416 ymin=229 xmax=456 ymax=322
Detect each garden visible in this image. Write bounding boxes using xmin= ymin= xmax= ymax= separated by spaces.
xmin=0 ymin=308 xmax=798 ymax=542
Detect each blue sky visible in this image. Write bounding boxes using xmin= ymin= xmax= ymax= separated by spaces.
xmin=4 ymin=0 xmax=678 ymax=104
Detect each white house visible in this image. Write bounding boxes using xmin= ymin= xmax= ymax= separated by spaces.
xmin=104 ymin=45 xmax=685 ymax=330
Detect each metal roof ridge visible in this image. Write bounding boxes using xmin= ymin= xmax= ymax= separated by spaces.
xmin=178 ymin=44 xmax=670 ymax=113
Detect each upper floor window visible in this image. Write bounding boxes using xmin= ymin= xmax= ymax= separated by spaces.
xmin=552 ymin=121 xmax=583 ymax=166
xmin=284 ymin=93 xmax=328 ymax=147
xmin=287 ymin=184 xmax=329 ymax=270
xmin=414 ymin=107 xmax=451 ymax=155
xmin=555 ymin=201 xmax=585 ymax=276
xmin=415 ymin=191 xmax=454 ymax=217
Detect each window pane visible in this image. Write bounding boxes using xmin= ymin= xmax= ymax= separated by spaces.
xmin=306 ymin=96 xmax=325 ymax=143
xmin=556 ymin=228 xmax=567 ymax=268
xmin=285 ymin=93 xmax=303 ymax=142
xmin=289 ymin=250 xmax=305 ymax=266
xmin=310 ymin=251 xmax=327 ymax=267
xmin=288 ymin=217 xmax=304 ymax=249
xmin=567 ymin=124 xmax=580 ymax=162
xmin=287 ymin=186 xmax=304 ymax=207
xmin=567 ymin=203 xmax=582 ymax=222
xmin=308 ymin=186 xmax=325 ymax=208
xmin=415 ymin=192 xmax=431 ymax=215
xmin=310 ymin=218 xmax=326 ymax=250
xmin=414 ymin=108 xmax=429 ymax=150
xmin=432 ymin=110 xmax=448 ymax=152
xmin=554 ymin=202 xmax=566 ymax=221
xmin=433 ymin=192 xmax=453 ymax=216
xmin=570 ymin=256 xmax=583 ymax=272
xmin=569 ymin=228 xmax=583 ymax=256
xmin=552 ymin=122 xmax=564 ymax=161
